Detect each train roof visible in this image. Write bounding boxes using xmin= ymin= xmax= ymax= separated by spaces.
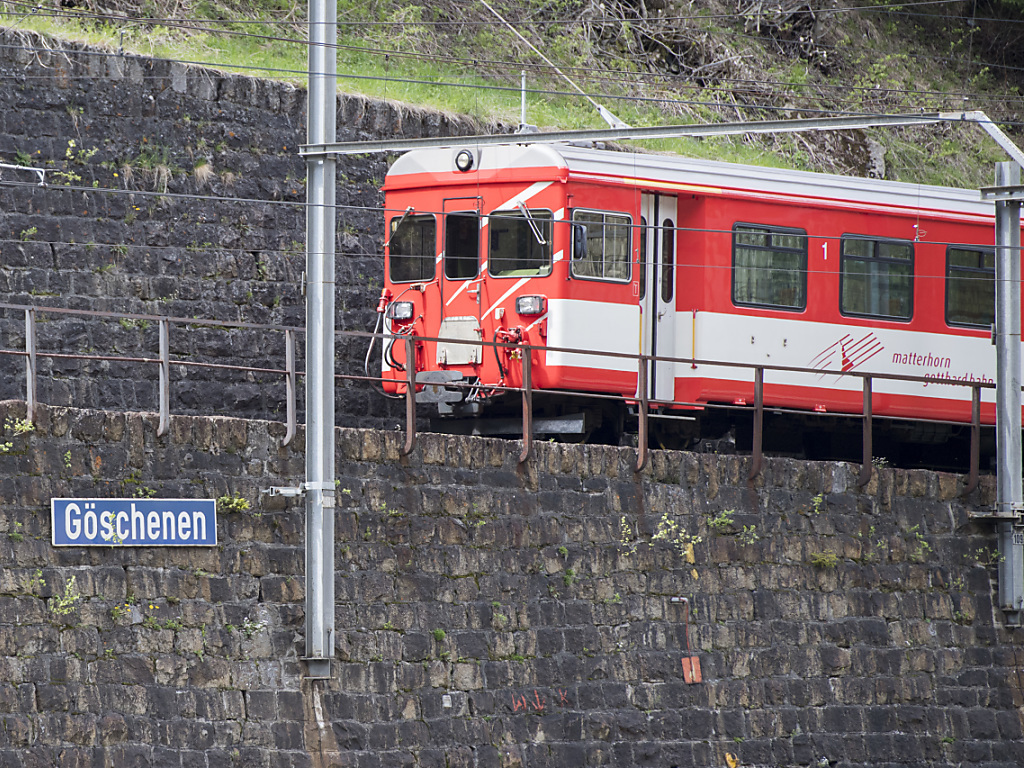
xmin=385 ymin=142 xmax=995 ymax=220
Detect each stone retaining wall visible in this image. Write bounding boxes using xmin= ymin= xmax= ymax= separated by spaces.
xmin=0 ymin=27 xmax=503 ymax=428
xmin=0 ymin=399 xmax=1021 ymax=767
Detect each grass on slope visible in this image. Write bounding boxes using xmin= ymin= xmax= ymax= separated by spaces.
xmin=0 ymin=0 xmax=1017 ymax=185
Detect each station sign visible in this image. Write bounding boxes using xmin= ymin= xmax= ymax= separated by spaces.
xmin=51 ymin=498 xmax=217 ymax=547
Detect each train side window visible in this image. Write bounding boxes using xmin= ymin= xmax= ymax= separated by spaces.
xmin=661 ymin=218 xmax=675 ymax=303
xmin=571 ymin=210 xmax=632 ymax=282
xmin=488 ymin=210 xmax=553 ymax=277
xmin=946 ymin=246 xmax=995 ymax=327
xmin=638 ymin=217 xmax=647 ymax=299
xmin=840 ymin=235 xmax=913 ymax=320
xmin=445 ymin=212 xmax=479 ymax=280
xmin=388 ymin=214 xmax=436 ymax=283
xmin=732 ymin=223 xmax=807 ymax=310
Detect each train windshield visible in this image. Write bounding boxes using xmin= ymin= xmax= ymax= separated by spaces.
xmin=389 ymin=214 xmax=436 ymax=283
xmin=445 ymin=212 xmax=479 ymax=280
xmin=487 ymin=210 xmax=553 ymax=277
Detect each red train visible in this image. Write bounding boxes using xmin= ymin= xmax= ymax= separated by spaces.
xmin=376 ymin=143 xmax=1008 ymax=461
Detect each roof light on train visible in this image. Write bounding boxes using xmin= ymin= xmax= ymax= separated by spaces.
xmin=455 ymin=149 xmax=475 ymax=172
xmin=387 ymin=301 xmax=414 ymax=322
xmin=516 ymin=295 xmax=546 ymax=316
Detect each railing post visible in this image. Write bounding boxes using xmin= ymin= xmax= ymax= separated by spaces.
xmin=519 ymin=349 xmax=533 ymax=464
xmin=964 ymin=384 xmax=981 ymax=497
xmin=401 ymin=335 xmax=417 ymax=456
xmin=858 ymin=376 xmax=873 ymax=487
xmin=282 ymin=329 xmax=297 ymax=448
xmin=24 ymin=308 xmax=37 ymax=422
xmin=157 ymin=318 xmax=170 ymax=437
xmin=748 ymin=367 xmax=763 ymax=481
xmin=636 ymin=356 xmax=649 ymax=473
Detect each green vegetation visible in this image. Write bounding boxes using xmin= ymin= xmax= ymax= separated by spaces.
xmin=217 ymin=493 xmax=251 ymax=513
xmin=707 ymin=510 xmax=735 ymax=532
xmin=809 ymin=550 xmax=839 ymax=569
xmin=651 ymin=512 xmax=703 ymax=560
xmin=0 ymin=417 xmax=34 ymax=454
xmin=49 ymin=575 xmax=81 ymax=618
xmin=1 ymin=0 xmax=1021 ymax=186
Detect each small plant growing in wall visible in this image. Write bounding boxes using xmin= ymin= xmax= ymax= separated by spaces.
xmin=707 ymin=509 xmax=735 ymax=532
xmin=965 ymin=547 xmax=1004 ymax=567
xmin=651 ymin=512 xmax=703 ymax=562
xmin=906 ymin=525 xmax=933 ymax=564
xmin=618 ymin=516 xmax=638 ymax=556
xmin=110 ymin=600 xmax=134 ymax=622
xmin=0 ymin=417 xmax=34 ymax=454
xmin=49 ymin=575 xmax=80 ymax=619
xmin=809 ymin=550 xmax=839 ymax=569
xmin=121 ymin=470 xmax=156 ymax=499
xmin=491 ymin=602 xmax=508 ymax=630
xmin=737 ymin=525 xmax=760 ymax=546
xmin=26 ymin=569 xmax=45 ymax=595
xmin=241 ymin=617 xmax=267 ymax=639
xmin=7 ymin=521 xmax=24 ymax=543
xmin=854 ymin=525 xmax=887 ymax=563
xmin=218 ymin=494 xmax=251 ymax=514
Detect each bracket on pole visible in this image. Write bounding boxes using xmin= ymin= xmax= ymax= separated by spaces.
xmin=968 ymin=504 xmax=1024 ymax=521
xmin=981 ymin=185 xmax=1024 ymax=203
xmin=262 ymin=482 xmax=336 ymax=500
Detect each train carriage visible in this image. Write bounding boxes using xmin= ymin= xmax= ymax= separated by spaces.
xmin=377 ymin=142 xmax=1011 ymax=457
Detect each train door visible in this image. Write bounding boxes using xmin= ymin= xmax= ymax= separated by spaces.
xmin=437 ymin=199 xmax=483 ymax=367
xmin=639 ymin=193 xmax=678 ymax=401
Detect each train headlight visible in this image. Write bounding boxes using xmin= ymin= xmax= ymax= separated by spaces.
xmin=516 ymin=295 xmax=546 ymax=316
xmin=387 ymin=301 xmax=414 ymax=321
xmin=455 ymin=149 xmax=475 ymax=172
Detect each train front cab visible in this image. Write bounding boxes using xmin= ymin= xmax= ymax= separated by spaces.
xmin=380 ymin=146 xmax=657 ymax=438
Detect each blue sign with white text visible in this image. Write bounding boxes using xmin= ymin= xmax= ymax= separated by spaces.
xmin=51 ymin=498 xmax=218 ymax=547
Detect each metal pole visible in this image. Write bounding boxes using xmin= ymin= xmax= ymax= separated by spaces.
xmin=519 ymin=351 xmax=533 ymax=464
xmin=304 ymin=0 xmax=337 ymax=677
xmin=402 ymin=335 xmax=417 ymax=457
xmin=520 ymin=70 xmax=527 ymax=128
xmin=858 ymin=376 xmax=873 ymax=488
xmin=636 ymin=357 xmax=649 ymax=473
xmin=994 ymin=161 xmax=1024 ymax=626
xmin=24 ymin=308 xmax=36 ymax=422
xmin=157 ymin=319 xmax=170 ymax=437
xmin=965 ymin=385 xmax=981 ymax=498
xmin=748 ymin=367 xmax=763 ymax=482
xmin=282 ymin=329 xmax=296 ymax=448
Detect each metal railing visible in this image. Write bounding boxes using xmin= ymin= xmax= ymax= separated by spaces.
xmin=387 ymin=330 xmax=995 ymax=495
xmin=1 ymin=302 xmax=302 ymax=447
xmin=1 ymin=301 xmax=996 ymax=494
